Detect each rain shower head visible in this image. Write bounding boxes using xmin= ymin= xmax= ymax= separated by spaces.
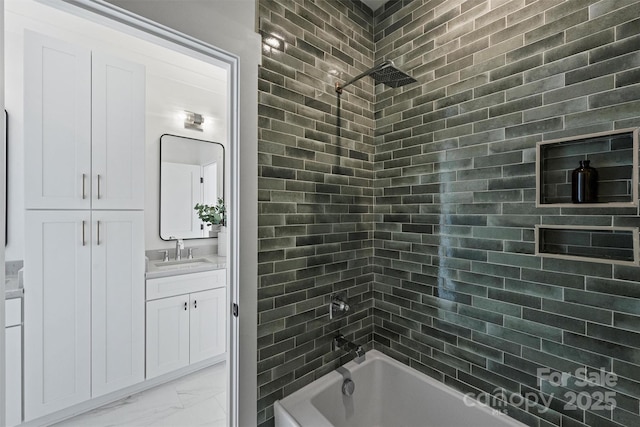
xmin=335 ymin=60 xmax=417 ymax=94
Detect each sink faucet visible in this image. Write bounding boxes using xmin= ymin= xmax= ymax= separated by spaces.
xmin=333 ymin=334 xmax=366 ymax=363
xmin=174 ymin=238 xmax=184 ymax=260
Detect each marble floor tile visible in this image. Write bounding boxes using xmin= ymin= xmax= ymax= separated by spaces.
xmin=55 ymin=363 xmax=227 ymax=427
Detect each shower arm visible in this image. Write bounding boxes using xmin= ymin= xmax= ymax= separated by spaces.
xmin=335 ymin=60 xmax=393 ymax=94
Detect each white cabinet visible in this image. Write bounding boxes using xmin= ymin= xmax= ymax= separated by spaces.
xmin=91 ymin=211 xmax=145 ymax=397
xmin=146 ymin=295 xmax=190 ymax=378
xmin=146 ymin=270 xmax=226 ymax=379
xmin=24 ymin=31 xmax=91 ymax=210
xmin=24 ymin=211 xmax=92 ymax=420
xmin=91 ymin=52 xmax=145 ymax=210
xmin=23 ymin=31 xmax=145 ymax=420
xmin=190 ymin=288 xmax=226 ymax=364
xmin=24 ymin=210 xmax=145 ymax=419
xmin=6 ymin=298 xmax=23 ymax=427
xmin=25 ymin=32 xmax=145 ymax=210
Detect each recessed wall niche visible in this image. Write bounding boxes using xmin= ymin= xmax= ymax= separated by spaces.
xmin=536 ymin=128 xmax=639 ymax=207
xmin=535 ymin=225 xmax=639 ymax=266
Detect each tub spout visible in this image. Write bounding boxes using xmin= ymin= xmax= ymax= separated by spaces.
xmin=333 ymin=334 xmax=366 ymax=363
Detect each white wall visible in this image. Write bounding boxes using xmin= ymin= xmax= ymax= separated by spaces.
xmin=94 ymin=1 xmax=260 ymax=426
xmin=5 ymin=0 xmax=229 ymax=259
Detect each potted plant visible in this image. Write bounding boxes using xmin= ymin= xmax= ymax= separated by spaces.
xmin=194 ymin=198 xmax=226 ymax=237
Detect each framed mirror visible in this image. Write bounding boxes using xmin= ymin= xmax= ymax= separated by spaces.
xmin=160 ymin=134 xmax=224 ymax=240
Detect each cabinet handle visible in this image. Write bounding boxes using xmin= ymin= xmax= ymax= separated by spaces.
xmin=184 ymin=302 xmax=188 ymax=311
xmin=82 ymin=173 xmax=86 ymax=199
xmin=82 ymin=221 xmax=86 ymax=246
xmin=97 ymin=174 xmax=101 ymax=199
xmin=97 ymin=221 xmax=101 ymax=246
xmin=194 ymin=300 xmax=197 ymax=309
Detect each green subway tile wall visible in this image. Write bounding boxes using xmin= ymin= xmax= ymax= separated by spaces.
xmin=258 ymin=1 xmax=640 ymax=426
xmin=257 ymin=1 xmax=376 ymax=424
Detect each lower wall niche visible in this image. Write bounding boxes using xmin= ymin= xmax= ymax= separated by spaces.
xmin=535 ymin=225 xmax=639 ymax=265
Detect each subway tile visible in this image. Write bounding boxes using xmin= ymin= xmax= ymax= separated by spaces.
xmin=544 ymin=76 xmax=614 ymax=106
xmin=586 ymin=277 xmax=640 ymax=299
xmin=547 ymin=29 xmax=614 ymax=64
xmin=492 ymin=13 xmax=543 ymax=45
xmin=565 ymin=289 xmax=640 ymax=316
xmin=505 ymin=35 xmax=561 ymax=65
xmin=489 ymin=94 xmax=542 ymax=118
xmin=525 ymin=9 xmax=588 ymax=44
xmin=568 ymin=1 xmax=640 ymax=41
xmin=525 ymin=52 xmax=588 ymax=83
xmin=524 ymin=98 xmax=587 ymax=122
xmin=567 ymin=52 xmax=640 ymax=85
xmin=487 ymin=323 xmax=540 ymax=349
xmin=543 ymin=298 xmax=612 ymax=325
xmin=543 ymin=258 xmax=612 ymax=278
xmin=523 ymin=307 xmax=586 ymax=334
xmin=616 ymin=16 xmax=640 ymax=40
xmin=504 ymin=277 xmax=563 ymax=300
xmin=589 ymin=84 xmax=640 ymax=109
xmin=564 ymin=331 xmax=640 ymax=365
xmin=259 ymin=2 xmax=640 ymax=425
xmin=488 ymin=288 xmax=542 ymax=309
xmin=505 ymin=316 xmax=563 ymax=342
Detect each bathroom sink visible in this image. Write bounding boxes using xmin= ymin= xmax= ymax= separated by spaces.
xmin=153 ymin=258 xmax=214 ymax=270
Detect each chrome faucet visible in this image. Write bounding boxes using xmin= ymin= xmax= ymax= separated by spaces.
xmin=333 ymin=334 xmax=366 ymax=363
xmin=168 ymin=236 xmax=184 ymax=260
xmin=174 ymin=238 xmax=184 ymax=260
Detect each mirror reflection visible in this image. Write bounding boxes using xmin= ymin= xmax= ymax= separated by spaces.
xmin=160 ymin=134 xmax=224 ymax=239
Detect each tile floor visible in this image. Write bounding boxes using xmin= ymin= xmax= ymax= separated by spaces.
xmin=55 ymin=363 xmax=227 ymax=427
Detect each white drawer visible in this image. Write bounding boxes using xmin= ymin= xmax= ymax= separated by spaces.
xmin=5 ymin=298 xmax=22 ymax=327
xmin=146 ymin=269 xmax=226 ymax=301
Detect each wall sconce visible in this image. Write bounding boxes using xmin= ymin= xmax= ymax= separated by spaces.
xmin=260 ymin=30 xmax=285 ymax=53
xmin=184 ymin=110 xmax=204 ymax=131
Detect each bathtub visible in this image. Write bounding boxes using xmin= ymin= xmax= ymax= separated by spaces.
xmin=274 ymin=350 xmax=526 ymax=427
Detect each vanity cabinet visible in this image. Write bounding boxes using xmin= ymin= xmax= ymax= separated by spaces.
xmin=5 ymin=298 xmax=23 ymax=427
xmin=189 ymin=289 xmax=226 ymax=364
xmin=24 ymin=31 xmax=145 ymax=211
xmin=24 ymin=210 xmax=145 ymax=420
xmin=146 ymin=270 xmax=226 ymax=379
xmin=145 ymin=295 xmax=190 ymax=377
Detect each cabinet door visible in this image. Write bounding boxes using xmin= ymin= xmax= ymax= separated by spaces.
xmin=146 ymin=295 xmax=190 ymax=379
xmin=24 ymin=31 xmax=91 ymax=209
xmin=91 ymin=211 xmax=145 ymax=397
xmin=24 ymin=211 xmax=91 ymax=420
xmin=190 ymin=288 xmax=226 ymax=364
xmin=6 ymin=325 xmax=22 ymax=427
xmin=92 ymin=52 xmax=145 ymax=210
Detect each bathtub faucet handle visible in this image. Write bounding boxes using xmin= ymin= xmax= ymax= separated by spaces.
xmin=330 ymin=292 xmax=350 ymax=319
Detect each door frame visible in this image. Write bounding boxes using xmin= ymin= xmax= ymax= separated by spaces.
xmin=26 ymin=0 xmax=241 ymax=425
xmin=0 ymin=0 xmax=5 ymax=424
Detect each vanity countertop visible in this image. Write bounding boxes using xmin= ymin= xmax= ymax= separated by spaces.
xmin=5 ymin=261 xmax=24 ymax=299
xmin=5 ymin=275 xmax=23 ymax=299
xmin=145 ymin=255 xmax=226 ymax=280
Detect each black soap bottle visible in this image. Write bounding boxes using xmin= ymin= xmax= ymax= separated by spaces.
xmin=571 ymin=160 xmax=598 ymax=203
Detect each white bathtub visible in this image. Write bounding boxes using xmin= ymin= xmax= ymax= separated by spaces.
xmin=274 ymin=350 xmax=527 ymax=427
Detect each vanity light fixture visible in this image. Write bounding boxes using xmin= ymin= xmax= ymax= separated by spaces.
xmin=184 ymin=110 xmax=204 ymax=131
xmin=260 ymin=30 xmax=285 ymax=53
